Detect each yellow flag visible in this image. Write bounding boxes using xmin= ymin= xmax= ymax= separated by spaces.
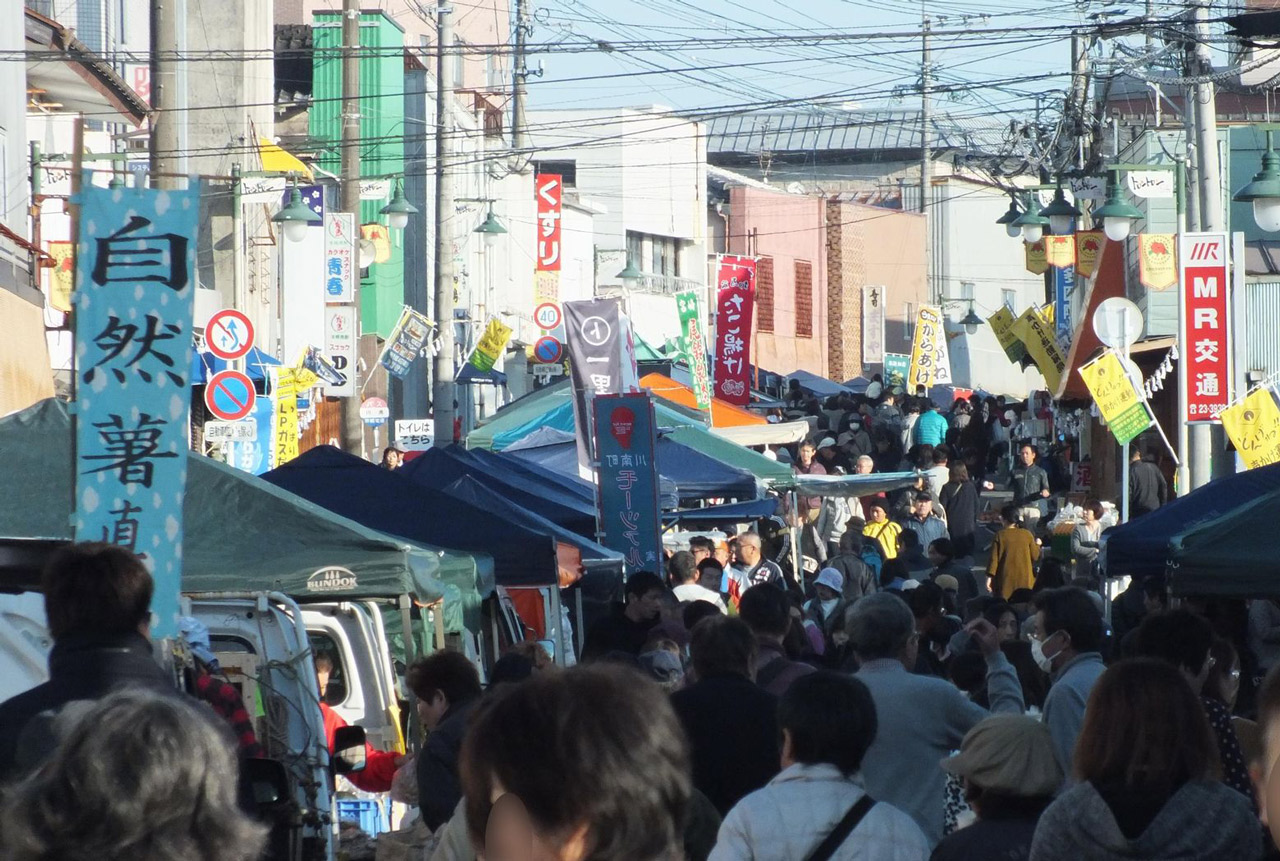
xmin=273 ymin=368 xmax=300 ymax=466
xmin=1138 ymin=234 xmax=1177 ymax=291
xmin=360 ymin=223 xmax=392 ymax=264
xmin=1010 ymin=307 xmax=1066 ymax=393
xmin=907 ymin=304 xmax=950 ymax=388
xmin=46 ymin=241 xmax=74 ymax=313
xmin=1079 ymin=351 xmax=1154 ymax=444
xmin=470 ymin=317 xmax=513 ymax=373
xmin=1025 ymin=239 xmax=1048 ymax=275
xmin=1075 ymin=231 xmax=1104 ymax=278
xmin=987 ymin=307 xmax=1027 ymax=364
xmin=1045 ymin=235 xmax=1076 ymax=269
xmin=1221 ymin=388 xmax=1280 ymax=469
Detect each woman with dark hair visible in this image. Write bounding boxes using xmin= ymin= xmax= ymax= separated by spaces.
xmin=1029 ymin=659 xmax=1260 ymax=861
xmin=939 ymin=463 xmax=980 ymax=560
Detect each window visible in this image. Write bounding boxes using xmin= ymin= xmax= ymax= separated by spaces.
xmin=756 ymin=257 xmax=775 ymax=333
xmin=961 ymin=281 xmax=976 ymax=301
xmin=625 ymin=230 xmax=683 ymax=276
xmin=1002 ymin=289 xmax=1017 ymax=312
xmin=626 ymin=231 xmax=643 ymax=270
xmin=532 ymin=160 xmax=576 ymax=187
xmin=905 ymin=302 xmax=915 ymax=341
xmin=795 ymin=260 xmax=813 ymax=338
xmin=453 ymin=38 xmax=467 ymax=87
xmin=307 ymin=632 xmax=348 ymax=706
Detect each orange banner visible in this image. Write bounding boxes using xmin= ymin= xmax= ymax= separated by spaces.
xmin=1075 ymin=231 xmax=1103 ymax=278
xmin=45 ymin=240 xmax=74 ymax=312
xmin=1025 ymin=239 xmax=1048 ymax=275
xmin=360 ymin=223 xmax=392 ymax=264
xmin=1045 ymin=235 xmax=1076 ymax=269
xmin=1138 ymin=233 xmax=1177 ymax=291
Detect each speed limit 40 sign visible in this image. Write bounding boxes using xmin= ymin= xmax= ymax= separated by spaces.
xmin=534 ymin=302 xmax=562 ymax=331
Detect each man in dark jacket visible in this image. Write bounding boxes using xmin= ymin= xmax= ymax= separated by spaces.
xmin=824 ymin=530 xmax=875 ymax=601
xmin=0 ymin=543 xmax=177 ymax=781
xmin=1129 ymin=448 xmax=1168 ymax=517
xmin=407 ymin=650 xmax=483 ymax=831
xmin=671 ymin=615 xmax=780 ymax=814
xmin=1010 ymin=443 xmax=1052 ymax=531
xmin=737 ymin=584 xmax=816 ymax=696
xmin=581 ymin=571 xmax=666 ymax=660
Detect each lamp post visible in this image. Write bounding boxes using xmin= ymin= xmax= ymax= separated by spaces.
xmin=1012 ymin=197 xmax=1051 ymax=244
xmin=273 ymin=181 xmax=321 ymax=242
xmin=995 ymin=194 xmax=1023 ymax=238
xmin=960 ymin=301 xmax=983 ymax=335
xmin=1092 ymin=171 xmax=1146 ymax=242
xmin=380 ymin=179 xmax=419 ymax=231
xmin=1040 ymin=185 xmax=1083 ymax=238
xmin=1233 ymin=131 xmax=1280 ymax=232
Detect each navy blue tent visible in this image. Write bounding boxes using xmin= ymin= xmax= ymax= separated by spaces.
xmin=263 ymin=446 xmax=560 ymax=587
xmin=468 ymin=446 xmax=593 ymax=503
xmin=662 ymin=498 xmax=779 ymax=525
xmin=1103 ymin=461 xmax=1280 ymax=581
xmin=401 ymin=445 xmax=598 ymax=536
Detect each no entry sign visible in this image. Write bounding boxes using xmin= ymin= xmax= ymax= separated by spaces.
xmin=205 ymin=309 xmax=255 ymax=361
xmin=205 ymin=370 xmax=257 ymax=421
xmin=533 ymin=335 xmax=563 ymax=364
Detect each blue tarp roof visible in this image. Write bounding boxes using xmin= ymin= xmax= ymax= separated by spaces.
xmin=401 ymin=445 xmax=599 ymax=537
xmin=468 ymin=446 xmax=594 ymax=504
xmin=1103 ymin=461 xmax=1280 ymax=581
xmin=456 ymin=364 xmax=507 ymax=385
xmin=262 ymin=446 xmax=559 ymax=587
xmin=662 ymin=498 xmax=780 ymax=525
xmin=493 ymin=442 xmax=680 ymax=509
xmin=786 ymin=369 xmax=854 ymax=399
xmin=191 ymin=347 xmax=281 ymax=384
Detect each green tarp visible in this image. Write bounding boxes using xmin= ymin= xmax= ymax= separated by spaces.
xmin=1168 ymin=487 xmax=1280 ymax=597
xmin=0 ymin=400 xmax=486 ymax=626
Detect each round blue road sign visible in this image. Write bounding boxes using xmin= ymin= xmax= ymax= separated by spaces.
xmin=534 ymin=335 xmax=563 ymax=364
xmin=205 ymin=370 xmax=257 ymax=421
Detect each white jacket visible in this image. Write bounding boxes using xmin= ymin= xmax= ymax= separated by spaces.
xmin=709 ymin=762 xmax=929 ymax=861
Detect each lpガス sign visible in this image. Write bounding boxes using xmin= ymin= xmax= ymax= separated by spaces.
xmin=1180 ymin=233 xmax=1231 ymax=422
xmin=715 ymin=255 xmax=756 ymax=405
xmin=535 ymin=174 xmax=562 ymax=271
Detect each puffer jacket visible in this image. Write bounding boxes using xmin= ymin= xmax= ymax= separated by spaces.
xmin=709 ymin=762 xmax=929 ymax=861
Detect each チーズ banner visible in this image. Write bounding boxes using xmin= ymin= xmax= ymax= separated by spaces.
xmin=1180 ymin=232 xmax=1231 ymax=422
xmin=1075 ymin=231 xmax=1104 ymax=279
xmin=1045 ymin=235 xmax=1076 ymax=269
xmin=1138 ymin=234 xmax=1177 ymax=291
xmin=1025 ymin=239 xmax=1048 ymax=275
xmin=593 ymin=393 xmax=662 ymax=571
xmin=1011 ymin=306 xmax=1066 ymax=393
xmin=1220 ymin=387 xmax=1280 ymax=469
xmin=466 ymin=316 xmax=513 ymax=374
xmin=907 ymin=305 xmax=952 ymax=389
xmin=381 ymin=307 xmax=434 ymax=379
xmin=987 ymin=306 xmax=1028 ymax=364
xmin=73 ymin=179 xmax=200 ymax=638
xmin=1078 ymin=351 xmax=1154 ymax=445
xmin=565 ymin=297 xmax=625 ymax=473
xmin=714 ymin=255 xmax=756 ymax=405
xmin=676 ymin=289 xmax=713 ymax=412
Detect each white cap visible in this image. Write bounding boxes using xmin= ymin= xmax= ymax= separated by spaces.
xmin=815 ymin=567 xmax=844 ymax=592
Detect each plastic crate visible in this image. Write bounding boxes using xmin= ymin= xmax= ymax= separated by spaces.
xmin=335 ymin=798 xmax=390 ymax=836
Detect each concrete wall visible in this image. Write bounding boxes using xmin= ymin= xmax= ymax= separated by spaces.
xmin=840 ymin=201 xmax=928 ymax=362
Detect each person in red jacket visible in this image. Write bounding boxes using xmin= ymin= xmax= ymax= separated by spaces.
xmin=315 ymin=653 xmax=404 ymax=793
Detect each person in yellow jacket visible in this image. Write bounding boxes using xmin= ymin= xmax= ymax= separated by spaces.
xmin=987 ymin=504 xmax=1041 ymax=599
xmin=863 ymin=501 xmax=902 ymax=561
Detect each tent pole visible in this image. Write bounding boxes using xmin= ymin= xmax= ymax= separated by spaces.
xmin=550 ymin=586 xmax=566 ymax=667
xmin=399 ymin=594 xmax=420 ymax=752
xmin=789 ymin=489 xmax=801 ymax=589
xmin=574 ymin=587 xmax=584 ymax=661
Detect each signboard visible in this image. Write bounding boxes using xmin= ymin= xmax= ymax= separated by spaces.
xmin=565 ymin=297 xmax=625 ymax=472
xmin=534 ymin=302 xmax=562 ymax=331
xmin=1079 ymin=351 xmax=1154 ymax=444
xmin=535 ymin=174 xmax=563 ymax=272
xmin=1025 ymin=239 xmax=1048 ymax=274
xmin=464 ymin=316 xmax=513 ymax=374
xmin=714 ymin=255 xmax=756 ymax=406
xmin=381 ymin=307 xmax=434 ymax=379
xmin=1138 ymin=234 xmax=1177 ymax=291
xmin=1075 ymin=231 xmax=1104 ymax=279
xmin=1045 ymin=235 xmax=1075 ymax=269
xmin=1053 ymin=265 xmax=1075 ymax=348
xmin=223 ymin=397 xmax=276 ymax=476
xmin=883 ymin=352 xmax=910 ymax=388
xmin=324 ymin=305 xmax=356 ymax=396
xmin=987 ymin=307 xmax=1028 ymax=364
xmin=360 ymin=396 xmax=389 ymax=426
xmin=273 ymin=368 xmax=300 ymax=465
xmin=675 ymin=289 xmax=713 ymax=412
xmin=533 ymin=336 xmax=563 ymax=364
xmin=1071 ymin=462 xmax=1092 ymax=492
xmin=1220 ymin=387 xmax=1280 ymax=469
xmin=204 ymin=420 xmax=257 ymax=442
xmin=359 ymin=179 xmax=392 ymax=201
xmin=205 ymin=370 xmax=257 ymax=421
xmin=532 ymin=363 xmax=565 ymax=376
xmin=204 ymin=309 xmax=254 ymax=361
xmin=862 ymin=285 xmax=886 ymax=366
xmin=1128 ymin=171 xmax=1176 ymax=199
xmin=394 ymin=419 xmax=434 ymax=451
xmin=323 ymin=213 xmax=356 ymax=303
xmin=906 ymin=304 xmax=952 ymax=389
xmin=1010 ymin=307 xmax=1066 ymax=393
xmin=1180 ymin=232 xmax=1231 ymax=422
xmin=73 ymin=180 xmax=200 ymax=638
xmin=593 ymin=393 xmax=662 ymax=571
xmin=239 ymin=176 xmax=286 ymax=205
xmin=1068 ymin=176 xmax=1106 ymax=202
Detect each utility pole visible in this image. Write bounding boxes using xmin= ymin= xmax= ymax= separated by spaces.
xmin=511 ymin=0 xmax=530 ymax=159
xmin=920 ymin=14 xmax=933 ymax=301
xmin=433 ymin=5 xmax=457 ymax=445
xmin=339 ymin=0 xmax=363 ymax=454
xmin=148 ymin=0 xmax=179 ymax=190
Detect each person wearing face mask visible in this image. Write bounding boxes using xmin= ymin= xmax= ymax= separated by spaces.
xmin=1031 ymin=587 xmax=1106 ymax=780
xmin=804 ymin=569 xmax=850 ymax=657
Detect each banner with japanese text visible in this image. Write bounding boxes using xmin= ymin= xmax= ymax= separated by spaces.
xmin=1079 ymin=351 xmax=1154 ymax=444
xmin=714 ymin=255 xmax=756 ymax=405
xmin=1139 ymin=234 xmax=1177 ymax=291
xmin=565 ymin=297 xmax=624 ymax=474
xmin=906 ymin=304 xmax=952 ymax=389
xmin=323 ymin=213 xmax=356 ymax=303
xmin=862 ymin=285 xmax=886 ymax=365
xmin=1025 ymin=239 xmax=1048 ymax=274
xmin=593 ymin=393 xmax=662 ymax=572
xmin=1010 ymin=306 xmax=1066 ymax=393
xmin=272 ymin=367 xmax=300 ymax=466
xmin=1053 ymin=265 xmax=1075 ymax=348
xmin=1220 ymin=388 xmax=1280 ymax=469
xmin=675 ymin=289 xmax=713 ymax=412
xmin=1045 ymin=235 xmax=1075 ymax=269
xmin=536 ymin=173 xmax=562 ymax=272
xmin=1075 ymin=231 xmax=1104 ymax=279
xmin=883 ymin=353 xmax=909 ymax=388
xmin=1180 ymin=232 xmax=1230 ymax=422
xmin=987 ymin=306 xmax=1028 ymax=364
xmin=465 ymin=316 xmax=513 ymax=374
xmin=381 ymin=307 xmax=434 ymax=379
xmin=73 ymin=179 xmax=200 ymax=638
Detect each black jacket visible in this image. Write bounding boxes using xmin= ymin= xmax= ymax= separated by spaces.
xmin=0 ymin=631 xmax=176 ymax=781
xmin=1129 ymin=460 xmax=1168 ymax=515
xmin=416 ymin=696 xmax=480 ymax=831
xmin=824 ymin=552 xmax=874 ymax=600
xmin=671 ymin=674 xmax=779 ymax=815
xmin=930 ymin=815 xmax=1040 ymax=861
xmin=580 ymin=605 xmax=656 ymax=661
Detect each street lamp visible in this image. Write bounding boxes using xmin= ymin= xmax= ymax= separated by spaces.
xmin=995 ymin=195 xmax=1022 ymax=238
xmin=1233 ymin=132 xmax=1280 ymax=232
xmin=616 ymin=256 xmax=644 ymax=284
xmin=1039 ymin=185 xmax=1082 ymax=236
xmin=1012 ymin=197 xmax=1050 ymax=244
xmin=273 ymin=182 xmax=321 ymax=243
xmin=473 ymin=207 xmax=507 ymax=249
xmin=1092 ymin=173 xmax=1145 ymax=242
xmin=380 ymin=179 xmax=419 ymax=231
xmin=960 ymin=301 xmax=983 ymax=335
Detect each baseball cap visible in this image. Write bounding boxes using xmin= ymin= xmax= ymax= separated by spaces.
xmin=934 ymin=574 xmax=959 ymax=592
xmin=941 ymin=715 xmax=1063 ymax=796
xmin=817 ymin=436 xmax=837 ymax=450
xmin=814 ymin=568 xmax=844 ymax=593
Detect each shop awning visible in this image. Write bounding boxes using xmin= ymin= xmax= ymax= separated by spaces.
xmin=786 ymin=369 xmax=855 ymax=399
xmin=662 ymin=498 xmax=780 ymax=525
xmin=1168 ymin=487 xmax=1280 ymax=597
xmin=771 ymin=470 xmax=922 ymax=498
xmin=25 ymin=8 xmax=149 ymax=125
xmin=640 ymin=372 xmax=766 ymax=427
xmin=257 ymin=138 xmax=314 ymax=181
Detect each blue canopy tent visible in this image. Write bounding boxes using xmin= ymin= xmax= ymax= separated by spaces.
xmin=400 ymin=445 xmax=598 ymax=537
xmin=1102 ymin=461 xmax=1280 ymax=581
xmin=262 ymin=446 xmax=559 ymax=588
xmin=662 ymin=498 xmax=780 ymax=526
xmin=467 ymin=445 xmax=593 ymax=504
xmin=191 ymin=347 xmax=282 ymax=384
xmin=786 ymin=369 xmax=854 ymax=400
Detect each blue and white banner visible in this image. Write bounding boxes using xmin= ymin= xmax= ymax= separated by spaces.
xmin=593 ymin=393 xmax=661 ymax=572
xmin=1053 ymin=264 xmax=1075 ymax=351
xmin=73 ymin=179 xmax=200 ymax=638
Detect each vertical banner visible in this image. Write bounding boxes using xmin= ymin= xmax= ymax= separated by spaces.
xmin=862 ymin=285 xmax=886 ymax=366
xmin=1220 ymin=387 xmax=1280 ymax=469
xmin=1045 ymin=235 xmax=1076 ymax=269
xmin=225 ymin=397 xmax=276 ymax=476
xmin=1053 ymin=265 xmax=1075 ymax=347
xmin=273 ymin=367 xmax=300 ymax=466
xmin=987 ymin=307 xmax=1028 ymax=364
xmin=593 ymin=393 xmax=662 ymax=572
xmin=883 ymin=352 xmax=910 ymax=389
xmin=1010 ymin=307 xmax=1066 ymax=393
xmin=1025 ymin=239 xmax=1048 ymax=275
xmin=380 ymin=307 xmax=435 ymax=379
xmin=714 ymin=255 xmax=756 ymax=405
xmin=323 ymin=213 xmax=356 ymax=302
xmin=323 ymin=305 xmax=356 ymax=396
xmin=465 ymin=316 xmax=513 ymax=374
xmin=535 ymin=173 xmax=563 ymax=273
xmin=46 ymin=240 xmax=75 ymax=312
xmin=73 ymin=180 xmax=200 ymax=638
xmin=1138 ymin=234 xmax=1178 ymax=290
xmin=1079 ymin=351 xmax=1155 ymax=444
xmin=564 ymin=297 xmax=624 ymax=473
xmin=675 ymin=290 xmax=713 ymax=412
xmin=1075 ymin=231 xmax=1103 ymax=279
xmin=360 ymin=223 xmax=391 ymax=264
xmin=1181 ymin=232 xmax=1231 ymax=422
xmin=906 ymin=305 xmax=952 ymax=389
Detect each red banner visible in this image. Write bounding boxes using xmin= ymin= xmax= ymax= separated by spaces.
xmin=1180 ymin=232 xmax=1230 ymax=422
xmin=715 ymin=255 xmax=756 ymax=405
xmin=535 ymin=173 xmax=562 ymax=271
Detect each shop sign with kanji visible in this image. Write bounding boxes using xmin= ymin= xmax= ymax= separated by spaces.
xmin=676 ymin=289 xmax=712 ymax=411
xmin=714 ymin=255 xmax=756 ymax=406
xmin=1180 ymin=233 xmax=1231 ymax=423
xmin=593 ymin=393 xmax=662 ymax=571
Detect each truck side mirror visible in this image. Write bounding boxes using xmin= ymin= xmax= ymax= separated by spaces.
xmin=242 ymin=757 xmax=291 ymax=807
xmin=332 ymin=725 xmax=367 ymax=774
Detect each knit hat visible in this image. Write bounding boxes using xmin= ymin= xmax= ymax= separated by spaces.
xmin=934 ymin=574 xmax=960 ymax=592
xmin=940 ymin=714 xmax=1063 ymax=796
xmin=814 ymin=568 xmax=844 ymax=593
